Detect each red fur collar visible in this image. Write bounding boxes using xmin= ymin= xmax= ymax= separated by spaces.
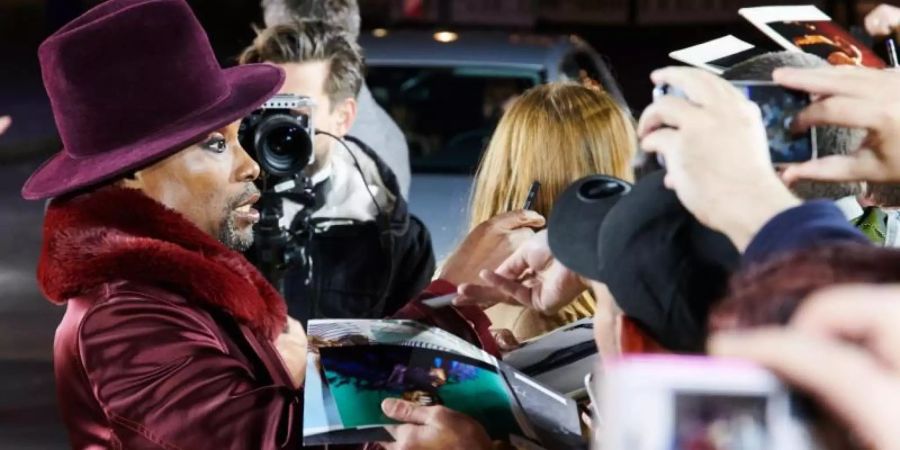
xmin=37 ymin=187 xmax=286 ymax=339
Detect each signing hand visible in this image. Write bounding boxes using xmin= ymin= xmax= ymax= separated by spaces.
xmin=456 ymin=230 xmax=587 ymax=316
xmin=710 ymin=285 xmax=900 ymax=450
xmin=438 ymin=210 xmax=545 ymax=286
xmin=379 ymin=398 xmax=492 ymax=450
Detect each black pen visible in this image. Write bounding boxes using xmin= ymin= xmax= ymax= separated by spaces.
xmin=523 ymin=181 xmax=541 ymax=210
xmin=888 ymin=38 xmax=899 ymax=68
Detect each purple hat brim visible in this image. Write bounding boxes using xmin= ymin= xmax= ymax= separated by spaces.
xmin=21 ymin=63 xmax=285 ymax=200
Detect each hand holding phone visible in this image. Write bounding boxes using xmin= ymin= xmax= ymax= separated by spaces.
xmin=653 ymin=81 xmax=817 ymax=165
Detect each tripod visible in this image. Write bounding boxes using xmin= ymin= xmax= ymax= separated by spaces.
xmin=252 ymin=174 xmax=317 ymax=295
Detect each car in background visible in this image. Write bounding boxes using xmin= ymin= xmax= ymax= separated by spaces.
xmin=360 ymin=30 xmax=624 ymax=259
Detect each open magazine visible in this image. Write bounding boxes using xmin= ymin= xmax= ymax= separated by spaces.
xmin=303 ymin=319 xmax=585 ymax=448
xmin=503 ymin=318 xmax=599 ymax=398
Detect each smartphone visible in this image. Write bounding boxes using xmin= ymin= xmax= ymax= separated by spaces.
xmin=653 ymin=81 xmax=817 ymax=165
xmin=600 ymin=355 xmax=818 ymax=450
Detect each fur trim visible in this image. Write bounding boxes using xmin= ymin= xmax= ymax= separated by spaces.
xmin=37 ymin=187 xmax=286 ymax=339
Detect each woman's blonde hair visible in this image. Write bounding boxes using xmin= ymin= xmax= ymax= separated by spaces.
xmin=468 ymin=82 xmax=636 ymax=230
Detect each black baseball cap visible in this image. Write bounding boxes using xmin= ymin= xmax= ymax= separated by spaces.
xmin=547 ymin=175 xmax=632 ymax=279
xmin=548 ymin=170 xmax=740 ymax=352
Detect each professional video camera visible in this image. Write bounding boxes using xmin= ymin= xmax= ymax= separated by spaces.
xmin=238 ymin=94 xmax=317 ymax=287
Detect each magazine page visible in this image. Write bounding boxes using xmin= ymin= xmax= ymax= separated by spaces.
xmin=502 ymin=318 xmax=599 ymax=397
xmin=497 ymin=362 xmax=586 ymax=449
xmin=303 ymin=319 xmax=544 ymax=446
xmin=307 ymin=318 xmax=496 ymax=364
xmin=320 ymin=344 xmax=528 ymax=436
xmin=669 ymin=35 xmax=768 ymax=74
xmin=740 ymin=5 xmax=886 ymax=68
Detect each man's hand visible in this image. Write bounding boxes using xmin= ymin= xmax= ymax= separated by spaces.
xmin=865 ymin=4 xmax=900 ymax=37
xmin=274 ymin=316 xmax=307 ymax=389
xmin=455 ymin=230 xmax=588 ymax=315
xmin=491 ymin=328 xmax=521 ymax=352
xmin=438 ymin=210 xmax=544 ymax=286
xmin=379 ymin=398 xmax=492 ymax=450
xmin=637 ymin=67 xmax=800 ymax=251
xmin=0 ymin=116 xmax=10 ymax=137
xmin=710 ymin=285 xmax=900 ymax=450
xmin=774 ymin=66 xmax=900 ymax=184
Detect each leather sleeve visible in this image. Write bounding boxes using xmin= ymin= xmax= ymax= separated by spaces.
xmin=77 ymin=296 xmax=300 ymax=449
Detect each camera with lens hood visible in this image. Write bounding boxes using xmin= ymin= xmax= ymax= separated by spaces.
xmin=239 ymin=94 xmax=316 ymax=187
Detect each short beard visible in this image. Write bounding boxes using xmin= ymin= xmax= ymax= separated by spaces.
xmin=217 ymin=212 xmax=254 ymax=252
xmin=217 ymin=184 xmax=259 ymax=252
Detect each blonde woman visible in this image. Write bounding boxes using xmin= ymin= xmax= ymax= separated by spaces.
xmin=467 ymin=82 xmax=637 ymax=341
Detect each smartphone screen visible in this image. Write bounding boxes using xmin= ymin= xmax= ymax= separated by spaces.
xmin=731 ymin=82 xmax=816 ymax=164
xmin=673 ymin=392 xmax=770 ymax=449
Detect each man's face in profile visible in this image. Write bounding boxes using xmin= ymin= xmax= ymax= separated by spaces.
xmin=118 ymin=121 xmax=262 ymax=251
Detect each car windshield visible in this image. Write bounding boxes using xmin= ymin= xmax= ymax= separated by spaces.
xmin=367 ymin=66 xmax=541 ymax=174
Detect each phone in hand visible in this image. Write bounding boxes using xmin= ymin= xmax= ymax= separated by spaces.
xmin=653 ymin=81 xmax=817 ymax=165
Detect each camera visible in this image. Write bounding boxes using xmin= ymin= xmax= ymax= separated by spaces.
xmin=599 ymin=356 xmax=821 ymax=450
xmin=239 ymin=94 xmax=316 ymax=184
xmin=240 ymin=94 xmax=318 ymax=287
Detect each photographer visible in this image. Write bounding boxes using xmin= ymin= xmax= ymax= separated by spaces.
xmin=260 ymin=0 xmax=411 ymax=196
xmin=239 ymin=22 xmax=435 ymax=323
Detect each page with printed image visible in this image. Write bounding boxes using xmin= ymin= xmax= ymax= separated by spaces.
xmin=740 ymin=5 xmax=886 ymax=68
xmin=302 ymin=319 xmax=584 ymax=448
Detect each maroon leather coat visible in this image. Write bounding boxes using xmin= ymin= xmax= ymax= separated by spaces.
xmin=38 ymin=187 xmax=495 ymax=449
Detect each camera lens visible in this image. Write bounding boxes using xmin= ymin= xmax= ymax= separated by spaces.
xmin=254 ymin=114 xmax=313 ymax=177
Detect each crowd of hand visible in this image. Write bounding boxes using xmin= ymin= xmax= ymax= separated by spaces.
xmin=378 ymin=22 xmax=900 ymax=450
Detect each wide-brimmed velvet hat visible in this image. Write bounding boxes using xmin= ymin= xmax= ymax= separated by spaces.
xmin=21 ymin=0 xmax=285 ymax=200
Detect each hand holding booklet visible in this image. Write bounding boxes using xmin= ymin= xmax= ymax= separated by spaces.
xmin=302 ymin=319 xmax=585 ymax=448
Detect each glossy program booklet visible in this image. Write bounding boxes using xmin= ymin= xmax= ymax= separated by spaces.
xmin=502 ymin=318 xmax=599 ymax=398
xmin=302 ymin=319 xmax=584 ymax=448
xmin=739 ymin=5 xmax=886 ymax=68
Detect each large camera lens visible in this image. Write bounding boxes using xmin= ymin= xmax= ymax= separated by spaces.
xmin=254 ymin=114 xmax=313 ymax=178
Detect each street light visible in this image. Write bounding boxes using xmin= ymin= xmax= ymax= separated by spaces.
xmin=433 ymin=30 xmax=458 ymax=43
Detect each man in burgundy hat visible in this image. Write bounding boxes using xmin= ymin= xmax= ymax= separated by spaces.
xmin=23 ymin=0 xmax=501 ymax=447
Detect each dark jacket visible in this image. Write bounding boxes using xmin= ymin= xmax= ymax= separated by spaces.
xmin=743 ymin=200 xmax=869 ymax=265
xmin=39 ymin=187 xmax=492 ymax=449
xmin=283 ymin=136 xmax=435 ymax=324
